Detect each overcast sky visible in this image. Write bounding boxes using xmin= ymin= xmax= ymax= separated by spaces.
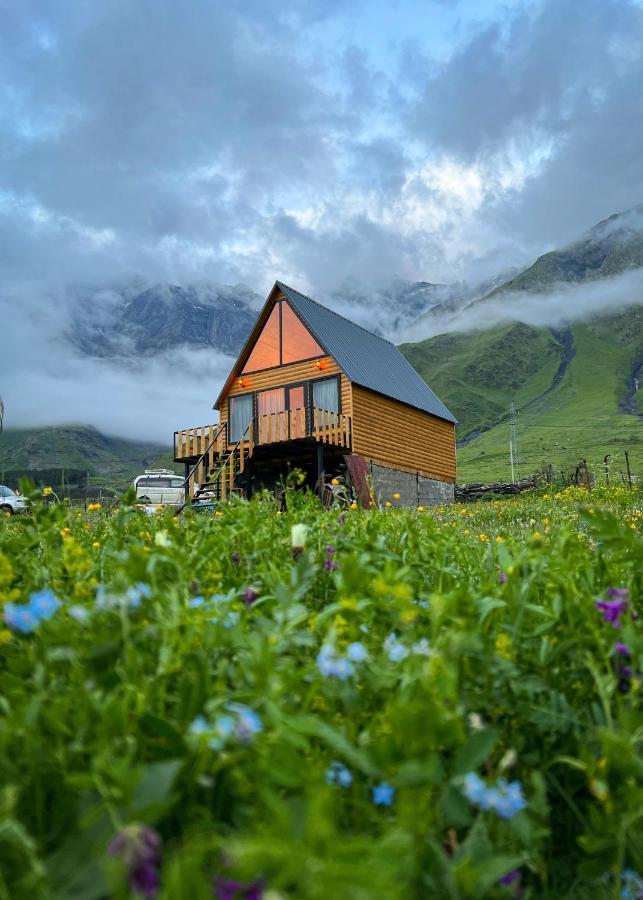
xmin=1 ymin=0 xmax=642 ymax=440
xmin=2 ymin=0 xmax=643 ymax=294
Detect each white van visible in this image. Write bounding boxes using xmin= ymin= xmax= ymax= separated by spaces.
xmin=134 ymin=470 xmax=185 ymax=507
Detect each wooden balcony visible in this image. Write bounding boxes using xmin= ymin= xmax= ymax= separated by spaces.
xmin=174 ymin=408 xmax=352 ymax=463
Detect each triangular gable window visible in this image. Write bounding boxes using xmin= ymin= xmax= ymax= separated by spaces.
xmin=242 ymin=300 xmax=324 ymax=373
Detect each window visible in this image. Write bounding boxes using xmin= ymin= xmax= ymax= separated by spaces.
xmin=281 ymin=302 xmax=324 ymax=363
xmin=242 ymin=305 xmax=280 ymax=373
xmin=257 ymin=387 xmax=285 ymax=416
xmin=241 ymin=301 xmax=324 ymax=373
xmin=229 ymin=394 xmax=253 ymax=442
xmin=312 ymin=377 xmax=339 ymax=413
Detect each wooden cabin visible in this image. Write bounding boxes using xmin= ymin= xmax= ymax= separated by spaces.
xmin=174 ymin=282 xmax=457 ymax=506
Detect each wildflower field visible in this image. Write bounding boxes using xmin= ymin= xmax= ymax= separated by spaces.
xmin=0 ymin=484 xmax=642 ymax=900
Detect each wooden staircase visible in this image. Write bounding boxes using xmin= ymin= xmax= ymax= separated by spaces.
xmin=174 ymin=408 xmax=352 ymax=513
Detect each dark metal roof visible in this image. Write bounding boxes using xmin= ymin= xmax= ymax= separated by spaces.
xmin=276 ymin=281 xmax=457 ymax=424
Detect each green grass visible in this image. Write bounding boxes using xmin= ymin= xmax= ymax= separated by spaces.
xmin=0 ymin=485 xmax=641 ymax=898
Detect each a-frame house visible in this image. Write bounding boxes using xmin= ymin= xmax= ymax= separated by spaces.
xmin=174 ymin=282 xmax=457 ymax=506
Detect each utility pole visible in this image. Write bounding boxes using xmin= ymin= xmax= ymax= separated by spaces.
xmin=625 ymin=450 xmax=632 ymax=486
xmin=509 ymin=436 xmax=515 ymax=484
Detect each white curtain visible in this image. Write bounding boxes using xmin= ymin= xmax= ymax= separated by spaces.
xmin=313 ymin=378 xmax=339 ymax=412
xmin=229 ymin=394 xmax=253 ymax=442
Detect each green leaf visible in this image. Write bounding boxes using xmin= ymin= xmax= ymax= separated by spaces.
xmin=453 ymin=728 xmax=499 ymax=776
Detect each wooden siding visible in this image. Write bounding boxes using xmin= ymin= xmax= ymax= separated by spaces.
xmin=351 ymin=385 xmax=456 ymax=483
xmin=219 ymin=356 xmax=352 ymax=425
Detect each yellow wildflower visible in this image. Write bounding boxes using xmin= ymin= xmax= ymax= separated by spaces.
xmin=495 ymin=535 xmax=504 ymax=543
xmin=350 ymin=501 xmax=358 ymax=510
xmin=495 ymin=633 xmax=512 ymax=659
xmin=215 ymin=510 xmax=223 ymax=518
xmin=60 ymin=527 xmax=71 ymax=539
xmin=392 ymin=492 xmax=401 ymax=500
xmin=385 ymin=501 xmax=392 ymax=508
xmin=87 ymin=503 xmax=102 ymax=512
xmin=417 ymin=505 xmax=425 ymax=512
xmin=43 ymin=486 xmax=53 ymax=497
xmin=92 ymin=541 xmax=101 ymax=551
xmin=479 ymin=534 xmax=489 ymax=542
xmin=463 ymin=529 xmax=470 ymax=535
xmin=542 ymin=517 xmax=549 ymax=526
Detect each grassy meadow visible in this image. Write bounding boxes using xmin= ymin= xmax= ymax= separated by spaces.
xmin=0 ymin=483 xmax=642 ymax=899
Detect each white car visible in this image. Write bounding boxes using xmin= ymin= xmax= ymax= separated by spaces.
xmin=0 ymin=485 xmax=29 ymax=516
xmin=134 ymin=470 xmax=185 ymax=507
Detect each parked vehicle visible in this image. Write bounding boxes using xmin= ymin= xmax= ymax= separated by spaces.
xmin=133 ymin=470 xmax=184 ymax=507
xmin=0 ymin=485 xmax=29 ymax=516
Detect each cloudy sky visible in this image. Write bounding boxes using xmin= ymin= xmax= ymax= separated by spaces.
xmin=1 ymin=0 xmax=643 ymax=439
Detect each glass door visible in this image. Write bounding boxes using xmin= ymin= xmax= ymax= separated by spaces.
xmin=288 ymin=385 xmax=306 ymax=438
xmin=256 ymin=387 xmax=286 ymax=442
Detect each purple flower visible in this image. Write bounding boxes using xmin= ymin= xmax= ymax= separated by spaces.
xmin=615 ymin=642 xmax=631 ymax=657
xmin=243 ymin=588 xmax=258 ymax=607
xmin=323 ymin=559 xmax=338 ymax=571
xmin=607 ymin=587 xmax=629 ymax=599
xmin=500 ymin=869 xmax=521 ymax=886
xmin=108 ymin=825 xmax=161 ymax=898
xmin=596 ymin=597 xmax=627 ymax=629
xmin=325 ymin=545 xmax=337 ymax=555
xmin=498 ymin=571 xmax=507 ymax=585
xmin=214 ymin=878 xmax=263 ymax=900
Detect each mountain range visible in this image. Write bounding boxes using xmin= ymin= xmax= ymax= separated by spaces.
xmin=3 ymin=205 xmax=642 ymax=487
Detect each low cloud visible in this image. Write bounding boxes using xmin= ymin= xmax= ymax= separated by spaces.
xmin=405 ymin=267 xmax=643 ymax=341
xmin=0 ymin=280 xmax=235 ymax=444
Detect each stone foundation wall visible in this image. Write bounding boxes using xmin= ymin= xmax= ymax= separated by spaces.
xmin=369 ymin=462 xmax=454 ymax=508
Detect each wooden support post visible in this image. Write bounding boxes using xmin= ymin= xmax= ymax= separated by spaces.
xmin=316 ymin=443 xmax=324 ymax=497
xmin=625 ymin=450 xmax=632 ymax=486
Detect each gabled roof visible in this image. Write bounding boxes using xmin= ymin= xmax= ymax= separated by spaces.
xmin=216 ymin=281 xmax=457 ymax=424
xmin=277 ymin=282 xmax=457 ymax=424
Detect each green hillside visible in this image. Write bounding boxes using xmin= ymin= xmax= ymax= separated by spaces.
xmin=0 ymin=426 xmax=175 ymax=491
xmin=401 ymin=307 xmax=643 ymax=484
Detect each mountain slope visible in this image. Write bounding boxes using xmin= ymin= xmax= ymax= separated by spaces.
xmin=0 ymin=426 xmax=172 ymax=490
xmin=402 ymin=307 xmax=642 ymax=483
xmin=69 ymin=282 xmax=259 ymax=358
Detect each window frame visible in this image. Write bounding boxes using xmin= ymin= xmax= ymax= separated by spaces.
xmin=309 ymin=374 xmax=341 ymax=414
xmin=226 ymin=375 xmax=342 ymax=444
xmin=240 ymin=300 xmax=326 ymax=375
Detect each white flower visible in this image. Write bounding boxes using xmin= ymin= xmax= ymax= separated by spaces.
xmin=291 ymin=523 xmax=308 ymax=548
xmin=154 ymin=530 xmax=170 ymax=547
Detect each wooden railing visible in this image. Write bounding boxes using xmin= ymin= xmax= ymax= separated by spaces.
xmin=175 ymin=423 xmax=227 ymax=463
xmin=174 ymin=408 xmax=351 ymax=465
xmin=255 ymin=408 xmax=351 ymax=448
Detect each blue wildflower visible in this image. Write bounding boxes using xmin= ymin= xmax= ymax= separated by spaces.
xmin=372 ymin=782 xmax=395 ymax=806
xmin=463 ymin=772 xmax=488 ymax=805
xmin=189 ymin=715 xmax=210 ymax=735
xmin=29 ymin=589 xmax=61 ymax=621
xmin=126 ymin=583 xmax=152 ymax=609
xmin=4 ymin=603 xmax=38 ymax=634
xmin=621 ymin=869 xmax=643 ymax=900
xmin=384 ymin=633 xmax=409 ymax=662
xmin=316 ymin=644 xmax=354 ymax=679
xmin=229 ymin=704 xmax=263 ymax=743
xmin=463 ymin=772 xmax=526 ymax=819
xmin=189 ymin=595 xmax=205 ymax=608
xmin=326 ymin=761 xmax=353 ymax=788
xmin=346 ymin=641 xmax=368 ymax=662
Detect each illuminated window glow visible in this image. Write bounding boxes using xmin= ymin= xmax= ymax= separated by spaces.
xmin=241 ymin=301 xmax=324 ymax=373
